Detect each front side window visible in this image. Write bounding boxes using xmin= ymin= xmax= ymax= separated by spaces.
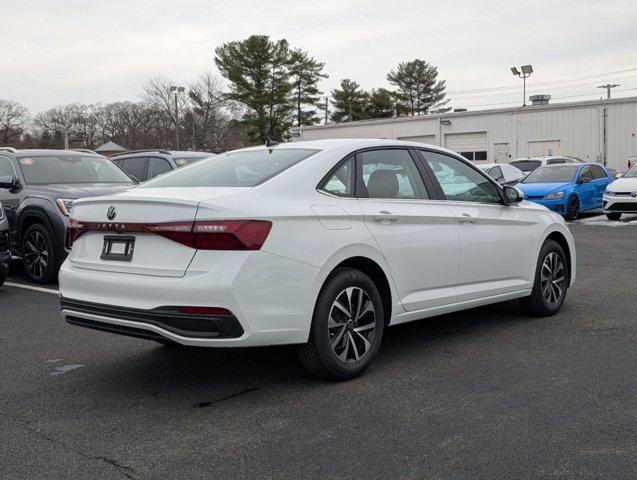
xmin=422 ymin=151 xmax=501 ymax=203
xmin=321 ymin=158 xmax=353 ymax=197
xmin=358 ymin=149 xmax=428 ymax=199
xmin=579 ymin=167 xmax=593 ymax=183
xmin=17 ymin=155 xmax=132 ymax=185
xmin=142 ymin=148 xmax=319 ymax=188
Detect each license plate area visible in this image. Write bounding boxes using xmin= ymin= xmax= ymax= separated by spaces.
xmin=101 ymin=235 xmax=135 ymax=262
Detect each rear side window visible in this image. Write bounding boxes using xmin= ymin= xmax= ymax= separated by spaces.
xmin=321 ymin=158 xmax=354 ymax=197
xmin=488 ymin=166 xmax=504 ymax=181
xmin=0 ymin=156 xmax=14 ymax=177
xmin=511 ymin=160 xmax=541 ymax=172
xmin=358 ymin=149 xmax=428 ymax=199
xmin=147 ymin=157 xmax=172 ymax=179
xmin=142 ymin=148 xmax=319 ymax=188
xmin=590 ymin=165 xmax=607 ymax=179
xmin=121 ymin=157 xmax=148 ymax=182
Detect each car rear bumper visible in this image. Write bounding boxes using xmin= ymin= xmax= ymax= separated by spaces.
xmin=59 ymin=249 xmax=323 ymax=347
xmin=603 ymin=195 xmax=637 ymax=213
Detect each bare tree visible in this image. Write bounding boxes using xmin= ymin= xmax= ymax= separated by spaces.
xmin=0 ymin=100 xmax=30 ymax=145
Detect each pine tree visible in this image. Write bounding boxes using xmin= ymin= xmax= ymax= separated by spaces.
xmin=366 ymin=88 xmax=396 ymax=118
xmin=215 ymin=35 xmax=294 ymax=143
xmin=330 ymin=79 xmax=370 ymax=123
xmin=289 ymin=48 xmax=328 ymax=127
xmin=387 ymin=60 xmax=449 ymax=115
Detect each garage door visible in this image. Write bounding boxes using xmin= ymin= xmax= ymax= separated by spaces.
xmin=444 ymin=132 xmax=488 ymax=163
xmin=527 ymin=140 xmax=561 ymax=157
xmin=397 ymin=135 xmax=435 ymax=145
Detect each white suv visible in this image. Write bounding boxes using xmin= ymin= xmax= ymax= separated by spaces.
xmin=59 ymin=139 xmax=576 ymax=380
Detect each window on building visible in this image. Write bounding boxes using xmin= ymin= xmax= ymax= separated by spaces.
xmin=459 ymin=151 xmax=487 ymax=162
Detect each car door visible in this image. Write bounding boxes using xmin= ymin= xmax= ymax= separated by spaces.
xmin=589 ymin=164 xmax=610 ymax=207
xmin=355 ymin=148 xmax=461 ymax=311
xmin=0 ymin=155 xmax=21 ymax=243
xmin=418 ymin=150 xmax=534 ymax=301
xmin=576 ymin=166 xmax=595 ymax=210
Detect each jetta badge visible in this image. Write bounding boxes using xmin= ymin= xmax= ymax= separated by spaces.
xmin=106 ymin=205 xmax=117 ymax=220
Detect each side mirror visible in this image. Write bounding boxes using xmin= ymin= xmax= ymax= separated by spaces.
xmin=503 ymin=185 xmax=524 ymax=205
xmin=0 ymin=175 xmax=16 ymax=189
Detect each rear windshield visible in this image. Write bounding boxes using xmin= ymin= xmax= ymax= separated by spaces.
xmin=18 ymin=155 xmax=133 ymax=185
xmin=142 ymin=148 xmax=319 ymax=188
xmin=173 ymin=156 xmax=209 ymax=167
xmin=522 ymin=165 xmax=579 ymax=183
xmin=511 ymin=160 xmax=541 ymax=172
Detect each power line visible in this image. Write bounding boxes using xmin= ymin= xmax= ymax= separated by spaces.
xmin=446 ymin=66 xmax=637 ymax=95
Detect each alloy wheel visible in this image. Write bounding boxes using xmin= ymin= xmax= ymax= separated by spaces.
xmin=567 ymin=197 xmax=579 ymax=219
xmin=23 ymin=230 xmax=49 ymax=280
xmin=328 ymin=287 xmax=376 ymax=363
xmin=540 ymin=252 xmax=565 ymax=305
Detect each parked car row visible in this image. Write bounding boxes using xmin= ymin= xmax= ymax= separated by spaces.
xmin=108 ymin=149 xmax=212 ymax=182
xmin=0 ymin=202 xmax=9 ymax=287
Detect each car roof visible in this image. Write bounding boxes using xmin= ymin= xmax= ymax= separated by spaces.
xmin=233 ymin=138 xmax=458 ymax=156
xmin=8 ymin=149 xmax=102 ymax=157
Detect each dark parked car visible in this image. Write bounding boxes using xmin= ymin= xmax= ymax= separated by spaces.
xmin=109 ymin=150 xmax=213 ymax=182
xmin=0 ymin=150 xmax=135 ymax=283
xmin=0 ymin=202 xmax=9 ymax=287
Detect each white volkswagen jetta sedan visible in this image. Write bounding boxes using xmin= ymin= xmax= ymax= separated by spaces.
xmin=60 ymin=139 xmax=576 ymax=380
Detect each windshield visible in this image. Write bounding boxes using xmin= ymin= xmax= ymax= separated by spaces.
xmin=623 ymin=165 xmax=637 ymax=178
xmin=522 ymin=165 xmax=579 ymax=183
xmin=511 ymin=160 xmax=541 ymax=172
xmin=18 ymin=155 xmax=133 ymax=185
xmin=142 ymin=148 xmax=320 ymax=188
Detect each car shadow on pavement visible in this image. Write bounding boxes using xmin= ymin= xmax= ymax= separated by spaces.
xmin=79 ymin=298 xmax=546 ymax=399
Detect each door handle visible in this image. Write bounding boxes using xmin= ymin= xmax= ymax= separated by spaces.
xmin=457 ymin=213 xmax=477 ymax=224
xmin=372 ymin=212 xmax=399 ymax=223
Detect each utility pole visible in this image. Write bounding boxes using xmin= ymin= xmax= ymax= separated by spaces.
xmin=511 ymin=65 xmax=533 ymax=107
xmin=324 ymin=96 xmax=329 ymax=124
xmin=170 ymin=85 xmax=185 ymax=149
xmin=597 ymin=84 xmax=619 ymax=99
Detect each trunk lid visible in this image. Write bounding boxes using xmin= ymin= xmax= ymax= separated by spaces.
xmin=68 ymin=187 xmax=251 ymax=277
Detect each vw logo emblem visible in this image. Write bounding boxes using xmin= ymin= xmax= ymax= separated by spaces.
xmin=631 ymin=192 xmax=637 ymax=198
xmin=106 ymin=205 xmax=117 ymax=220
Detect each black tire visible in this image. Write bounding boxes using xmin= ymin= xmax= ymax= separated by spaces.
xmin=0 ymin=265 xmax=7 ymax=288
xmin=298 ymin=268 xmax=385 ymax=381
xmin=21 ymin=223 xmax=59 ymax=284
xmin=520 ymin=240 xmax=569 ymax=317
xmin=565 ymin=195 xmax=579 ymax=220
xmin=606 ymin=212 xmax=622 ymax=221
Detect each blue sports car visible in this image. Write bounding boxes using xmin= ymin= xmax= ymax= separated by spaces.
xmin=516 ymin=163 xmax=613 ymax=220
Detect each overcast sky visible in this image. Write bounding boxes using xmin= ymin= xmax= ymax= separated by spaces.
xmin=3 ymin=0 xmax=637 ymax=113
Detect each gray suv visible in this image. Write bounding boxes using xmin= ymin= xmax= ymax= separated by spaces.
xmin=0 ymin=202 xmax=9 ymax=287
xmin=0 ymin=150 xmax=135 ymax=283
xmin=109 ymin=150 xmax=213 ymax=182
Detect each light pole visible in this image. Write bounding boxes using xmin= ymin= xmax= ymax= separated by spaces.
xmin=511 ymin=65 xmax=533 ymax=107
xmin=597 ymin=83 xmax=619 ymax=99
xmin=170 ymin=85 xmax=185 ymax=149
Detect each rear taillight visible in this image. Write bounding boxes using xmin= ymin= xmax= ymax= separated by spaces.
xmin=66 ymin=219 xmax=272 ymax=250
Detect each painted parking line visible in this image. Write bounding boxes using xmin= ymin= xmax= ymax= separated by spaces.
xmin=4 ymin=281 xmax=60 ymax=295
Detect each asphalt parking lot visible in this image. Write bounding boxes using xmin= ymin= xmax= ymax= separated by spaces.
xmin=1 ymin=215 xmax=636 ymax=479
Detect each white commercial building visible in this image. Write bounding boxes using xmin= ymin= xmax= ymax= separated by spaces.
xmin=295 ymin=96 xmax=637 ymax=170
